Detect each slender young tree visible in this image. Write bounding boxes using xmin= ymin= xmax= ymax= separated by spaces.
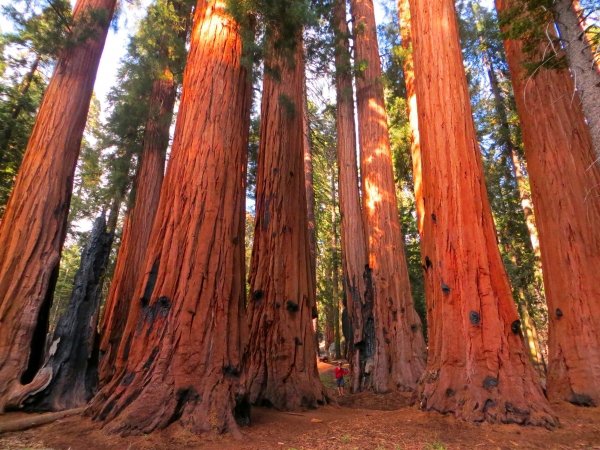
xmin=409 ymin=0 xmax=556 ymax=425
xmin=245 ymin=25 xmax=326 ymax=409
xmin=0 ymin=0 xmax=117 ymax=412
xmin=350 ymin=0 xmax=426 ymax=393
xmin=332 ymin=0 xmax=373 ymax=393
xmin=88 ymin=1 xmax=252 ymax=434
xmin=497 ymin=0 xmax=600 ymax=406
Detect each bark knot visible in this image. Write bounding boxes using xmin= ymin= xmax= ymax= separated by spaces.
xmin=286 ymin=300 xmax=299 ymax=312
xmin=483 ymin=376 xmax=499 ymax=390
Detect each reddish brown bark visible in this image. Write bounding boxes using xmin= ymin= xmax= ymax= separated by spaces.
xmin=245 ymin=33 xmax=326 ymax=410
xmin=303 ymin=84 xmax=317 ymax=314
xmin=397 ymin=0 xmax=423 ymax=236
xmin=332 ymin=0 xmax=372 ymax=393
xmin=409 ymin=0 xmax=556 ymax=425
xmin=0 ymin=0 xmax=116 ymax=413
xmin=88 ymin=1 xmax=251 ymax=434
xmin=98 ymin=69 xmax=176 ymax=386
xmin=497 ymin=0 xmax=600 ymax=407
xmin=350 ymin=0 xmax=426 ymax=393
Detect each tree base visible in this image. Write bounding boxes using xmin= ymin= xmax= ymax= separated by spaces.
xmin=419 ymin=369 xmax=558 ymax=428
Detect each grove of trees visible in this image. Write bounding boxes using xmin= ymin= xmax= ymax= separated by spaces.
xmin=0 ymin=0 xmax=599 ymax=438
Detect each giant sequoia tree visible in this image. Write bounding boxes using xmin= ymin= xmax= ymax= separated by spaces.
xmin=98 ymin=0 xmax=190 ymax=386
xmin=245 ymin=21 xmax=326 ymax=409
xmin=332 ymin=0 xmax=372 ymax=393
xmin=0 ymin=0 xmax=116 ymax=412
xmin=88 ymin=1 xmax=251 ymax=434
xmin=350 ymin=0 xmax=426 ymax=393
xmin=497 ymin=0 xmax=600 ymax=406
xmin=409 ymin=0 xmax=556 ymax=425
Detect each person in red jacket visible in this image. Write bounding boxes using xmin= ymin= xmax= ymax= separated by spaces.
xmin=334 ymin=362 xmax=349 ymax=396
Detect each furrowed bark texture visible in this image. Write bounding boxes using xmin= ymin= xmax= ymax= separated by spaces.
xmin=351 ymin=0 xmax=426 ymax=393
xmin=469 ymin=2 xmax=547 ymax=372
xmin=302 ymin=86 xmax=317 ymax=317
xmin=245 ymin=33 xmax=326 ymax=410
xmin=7 ymin=216 xmax=112 ymax=412
xmin=410 ymin=0 xmax=556 ymax=426
xmin=98 ymin=70 xmax=176 ymax=386
xmin=497 ymin=0 xmax=600 ymax=407
xmin=0 ymin=0 xmax=116 ymax=413
xmin=332 ymin=0 xmax=373 ymax=393
xmin=553 ymin=0 xmax=600 ymax=158
xmin=88 ymin=1 xmax=251 ymax=434
xmin=397 ymin=0 xmax=424 ymax=237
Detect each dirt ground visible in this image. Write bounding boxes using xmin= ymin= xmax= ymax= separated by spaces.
xmin=1 ymin=362 xmax=599 ymax=450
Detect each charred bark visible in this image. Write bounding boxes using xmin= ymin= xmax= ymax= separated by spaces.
xmin=245 ymin=32 xmax=326 ymax=410
xmin=410 ymin=0 xmax=556 ymax=425
xmin=351 ymin=0 xmax=426 ymax=393
xmin=0 ymin=0 xmax=117 ymax=412
xmin=7 ymin=216 xmax=112 ymax=412
xmin=88 ymin=1 xmax=252 ymax=435
xmin=497 ymin=0 xmax=600 ymax=407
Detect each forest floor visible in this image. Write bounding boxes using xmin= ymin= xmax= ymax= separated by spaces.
xmin=1 ymin=362 xmax=599 ymax=450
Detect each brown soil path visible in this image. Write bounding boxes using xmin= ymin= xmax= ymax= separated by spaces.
xmin=0 ymin=362 xmax=598 ymax=449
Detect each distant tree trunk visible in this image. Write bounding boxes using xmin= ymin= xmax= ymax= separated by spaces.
xmin=0 ymin=0 xmax=117 ymax=413
xmin=98 ymin=69 xmax=176 ymax=386
xmin=553 ymin=0 xmax=600 ymax=157
xmin=6 ymin=216 xmax=112 ymax=411
xmin=331 ymin=176 xmax=342 ymax=360
xmin=332 ymin=0 xmax=373 ymax=393
xmin=497 ymin=0 xmax=600 ymax=407
xmin=397 ymin=0 xmax=424 ymax=236
xmin=88 ymin=2 xmax=252 ymax=434
xmin=244 ymin=32 xmax=326 ymax=410
xmin=350 ymin=0 xmax=426 ymax=393
xmin=410 ymin=0 xmax=556 ymax=425
xmin=303 ymin=84 xmax=317 ymax=316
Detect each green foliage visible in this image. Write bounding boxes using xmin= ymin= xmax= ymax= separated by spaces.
xmin=0 ymin=59 xmax=46 ymax=215
xmin=496 ymin=0 xmax=572 ymax=74
xmin=2 ymin=0 xmax=73 ymax=58
xmin=101 ymin=0 xmax=192 ymax=207
xmin=309 ymin=100 xmax=342 ymax=350
xmin=49 ymin=239 xmax=83 ymax=331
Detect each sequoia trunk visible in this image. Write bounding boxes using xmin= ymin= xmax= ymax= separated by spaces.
xmin=303 ymin=86 xmax=317 ymax=314
xmin=398 ymin=0 xmax=424 ymax=240
xmin=98 ymin=70 xmax=176 ymax=386
xmin=88 ymin=1 xmax=251 ymax=434
xmin=553 ymin=0 xmax=600 ymax=157
xmin=7 ymin=216 xmax=112 ymax=411
xmin=410 ymin=0 xmax=556 ymax=425
xmin=245 ymin=32 xmax=326 ymax=410
xmin=351 ymin=0 xmax=426 ymax=393
xmin=497 ymin=0 xmax=600 ymax=406
xmin=332 ymin=0 xmax=373 ymax=393
xmin=0 ymin=0 xmax=116 ymax=412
